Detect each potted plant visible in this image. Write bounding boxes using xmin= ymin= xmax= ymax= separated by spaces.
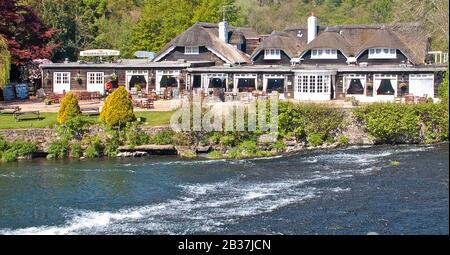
xmin=399 ymin=82 xmax=407 ymax=91
xmin=111 ymin=72 xmax=118 ymax=81
xmin=76 ymin=73 xmax=82 ymax=85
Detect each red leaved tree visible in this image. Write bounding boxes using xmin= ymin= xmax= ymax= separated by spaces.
xmin=0 ymin=0 xmax=58 ymax=67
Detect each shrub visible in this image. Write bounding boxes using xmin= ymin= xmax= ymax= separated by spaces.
xmin=69 ymin=142 xmax=83 ymax=158
xmin=307 ymin=133 xmax=324 ymax=147
xmin=1 ymin=150 xmax=17 ymax=163
xmin=85 ymin=137 xmax=104 ymax=158
xmin=125 ymin=123 xmax=150 ymax=147
xmin=207 ymin=150 xmax=223 ymax=159
xmin=353 ymin=103 xmax=448 ymax=144
xmin=278 ymin=102 xmax=345 ymax=143
xmin=57 ymin=92 xmax=81 ymax=124
xmin=47 ymin=139 xmax=70 ymax=159
xmin=238 ymin=140 xmax=258 ymax=155
xmin=219 ymin=134 xmax=236 ymax=147
xmin=0 ymin=136 xmax=8 ymax=151
xmin=271 ymin=140 xmax=286 ymax=152
xmin=337 ymin=135 xmax=349 ymax=146
xmin=439 ymin=70 xmax=448 ymax=104
xmin=100 ymin=86 xmax=135 ymax=127
xmin=104 ymin=136 xmax=120 ymax=157
xmin=149 ymin=129 xmax=174 ymax=145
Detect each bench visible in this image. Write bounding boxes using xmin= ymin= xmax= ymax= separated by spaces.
xmin=14 ymin=111 xmax=41 ymax=121
xmin=81 ymin=107 xmax=100 ymax=116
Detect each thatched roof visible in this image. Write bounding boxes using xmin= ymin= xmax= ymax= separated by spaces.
xmin=154 ymin=22 xmax=253 ymax=64
xmin=251 ymin=31 xmax=304 ymax=59
xmin=283 ymin=22 xmax=429 ymax=64
xmin=302 ymin=29 xmax=353 ymax=57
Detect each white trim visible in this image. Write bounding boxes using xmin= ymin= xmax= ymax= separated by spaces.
xmin=368 ymin=48 xmax=397 ymax=59
xmin=53 ymin=72 xmax=71 ymax=93
xmin=205 ymin=46 xmax=232 ymax=64
xmin=125 ymin=70 xmax=149 ymax=91
xmin=311 ymin=49 xmax=338 ymax=59
xmin=263 ymin=74 xmax=286 ymax=92
xmin=153 ymin=46 xmax=176 ymax=62
xmin=343 ymin=74 xmax=366 ymax=99
xmin=233 ymin=74 xmax=257 ymax=92
xmin=156 ymin=70 xmax=181 ymax=94
xmin=373 ymin=74 xmax=397 ymax=98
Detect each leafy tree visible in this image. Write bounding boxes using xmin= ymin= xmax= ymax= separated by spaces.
xmin=0 ymin=36 xmax=10 ymax=88
xmin=131 ymin=0 xmax=242 ymax=53
xmin=57 ymin=92 xmax=82 ymax=124
xmin=100 ymin=86 xmax=135 ymax=127
xmin=0 ymin=0 xmax=57 ymax=66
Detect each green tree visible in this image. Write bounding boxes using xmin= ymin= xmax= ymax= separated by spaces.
xmin=0 ymin=37 xmax=10 ymax=88
xmin=100 ymin=86 xmax=135 ymax=127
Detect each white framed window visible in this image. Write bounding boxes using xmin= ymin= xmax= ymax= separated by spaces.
xmin=368 ymin=48 xmax=397 ymax=59
xmin=87 ymin=72 xmax=104 ymax=86
xmin=311 ymin=49 xmax=338 ymax=59
xmin=185 ymin=46 xmax=199 ymax=55
xmin=53 ymin=72 xmax=71 ymax=93
xmin=54 ymin=72 xmax=70 ymax=86
xmin=295 ymin=74 xmax=331 ymax=94
xmin=264 ymin=49 xmax=281 ymax=60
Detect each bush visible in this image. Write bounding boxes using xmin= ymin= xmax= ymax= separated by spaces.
xmin=307 ymin=133 xmax=324 ymax=147
xmin=238 ymin=140 xmax=258 ymax=155
xmin=1 ymin=150 xmax=17 ymax=163
xmin=100 ymin=86 xmax=135 ymax=127
xmin=353 ymin=103 xmax=448 ymax=144
xmin=125 ymin=123 xmax=150 ymax=147
xmin=219 ymin=134 xmax=236 ymax=147
xmin=104 ymin=133 xmax=120 ymax=157
xmin=207 ymin=150 xmax=223 ymax=159
xmin=69 ymin=142 xmax=83 ymax=158
xmin=85 ymin=137 xmax=104 ymax=158
xmin=57 ymin=92 xmax=81 ymax=124
xmin=278 ymin=102 xmax=345 ymax=143
xmin=439 ymin=70 xmax=449 ymax=104
xmin=149 ymin=129 xmax=175 ymax=145
xmin=337 ymin=135 xmax=349 ymax=146
xmin=0 ymin=140 xmax=37 ymax=162
xmin=271 ymin=140 xmax=286 ymax=152
xmin=47 ymin=139 xmax=70 ymax=159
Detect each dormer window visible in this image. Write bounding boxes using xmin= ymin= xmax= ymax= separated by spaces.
xmin=185 ymin=46 xmax=199 ymax=55
xmin=311 ymin=49 xmax=338 ymax=59
xmin=264 ymin=49 xmax=281 ymax=60
xmin=368 ymin=48 xmax=396 ymax=59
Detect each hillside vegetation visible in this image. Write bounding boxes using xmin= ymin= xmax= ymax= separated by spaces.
xmin=22 ymin=0 xmax=448 ymax=61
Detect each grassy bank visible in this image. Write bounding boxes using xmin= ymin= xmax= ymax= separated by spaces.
xmin=0 ymin=111 xmax=174 ymax=129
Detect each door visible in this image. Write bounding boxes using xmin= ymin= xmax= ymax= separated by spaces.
xmin=87 ymin=72 xmax=105 ymax=94
xmin=409 ymin=74 xmax=434 ymax=98
xmin=53 ymin=72 xmax=71 ymax=93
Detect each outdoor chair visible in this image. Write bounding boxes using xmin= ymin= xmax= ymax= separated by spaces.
xmin=164 ymin=88 xmax=173 ymax=100
xmin=142 ymin=99 xmax=155 ymax=109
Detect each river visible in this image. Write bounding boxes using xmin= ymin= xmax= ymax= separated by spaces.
xmin=0 ymin=144 xmax=448 ymax=235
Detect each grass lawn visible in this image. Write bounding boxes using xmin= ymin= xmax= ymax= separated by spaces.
xmin=0 ymin=111 xmax=174 ymax=129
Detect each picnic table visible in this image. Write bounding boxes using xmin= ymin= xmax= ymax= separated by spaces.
xmin=13 ymin=111 xmax=41 ymax=121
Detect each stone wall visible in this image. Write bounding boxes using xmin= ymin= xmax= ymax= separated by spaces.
xmin=0 ymin=128 xmax=58 ymax=150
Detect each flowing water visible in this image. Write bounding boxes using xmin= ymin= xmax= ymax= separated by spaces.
xmin=0 ymin=144 xmax=448 ymax=235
